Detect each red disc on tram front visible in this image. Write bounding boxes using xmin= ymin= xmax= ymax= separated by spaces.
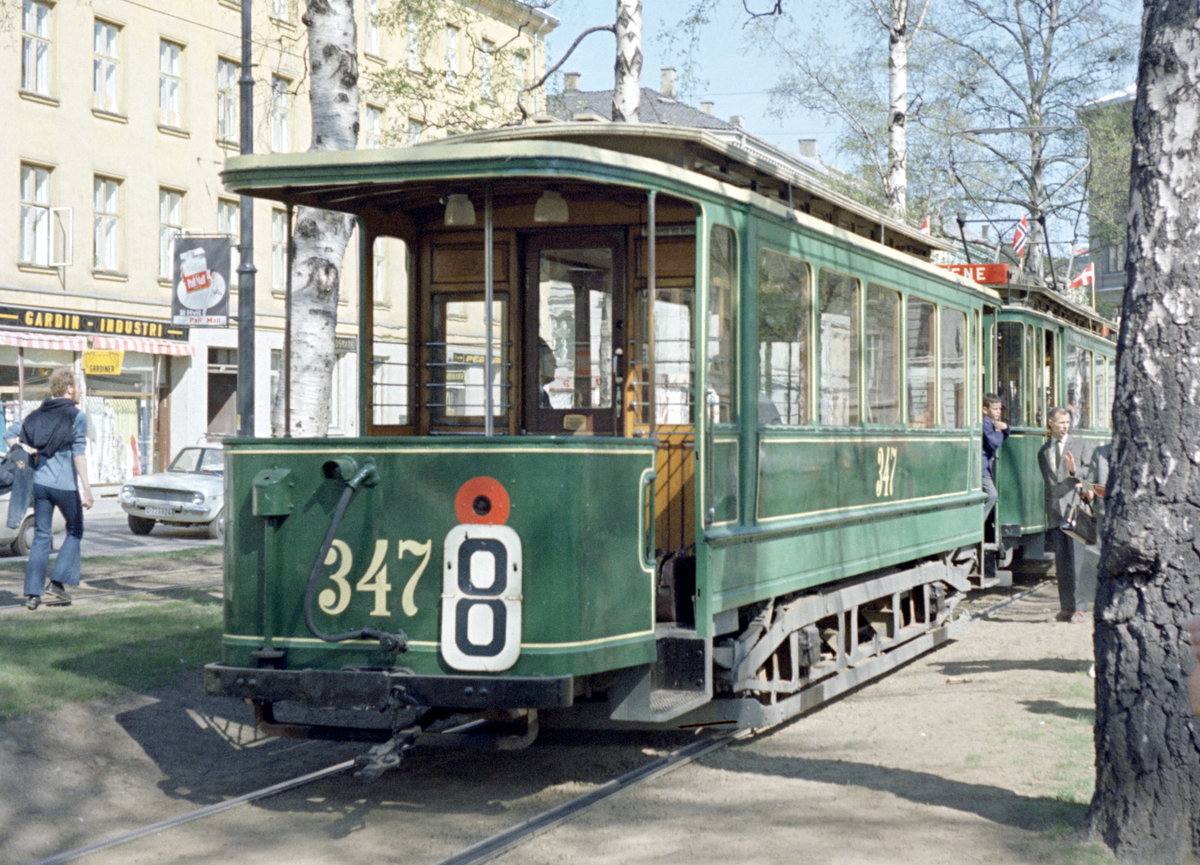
xmin=454 ymin=476 xmax=511 ymax=525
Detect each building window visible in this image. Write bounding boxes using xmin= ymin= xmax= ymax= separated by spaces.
xmin=270 ymin=75 xmax=291 ymax=152
xmin=159 ymin=40 xmax=183 ymax=128
xmin=481 ymin=39 xmax=494 ymax=101
xmin=270 ymin=0 xmax=289 ymax=21
xmin=93 ymin=20 xmax=119 ymax=112
xmin=407 ymin=117 xmax=422 ymax=145
xmin=21 ymin=0 xmax=52 ymax=96
xmin=158 ymin=188 xmax=183 ymax=281
xmin=407 ymin=13 xmax=420 ymax=71
xmin=373 ymin=237 xmax=387 ymax=305
xmin=217 ymin=58 xmax=238 ymax=144
xmin=93 ymin=175 xmax=120 ymax=271
xmin=513 ymin=54 xmax=525 ymax=109
xmin=364 ymin=0 xmax=380 ymax=55
xmin=364 ymin=105 xmax=382 ymax=148
xmin=20 ymin=163 xmax=51 ymax=266
xmin=218 ymin=198 xmax=239 ymax=289
xmin=271 ymin=208 xmax=288 ymax=292
xmin=445 ymin=25 xmax=458 ymax=87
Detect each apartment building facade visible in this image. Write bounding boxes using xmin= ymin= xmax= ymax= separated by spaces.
xmin=3 ymin=0 xmax=553 ymax=483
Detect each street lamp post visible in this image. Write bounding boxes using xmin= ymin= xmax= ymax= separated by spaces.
xmin=236 ymin=0 xmax=257 ymax=437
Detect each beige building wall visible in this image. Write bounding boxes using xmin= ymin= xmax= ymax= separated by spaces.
xmin=0 ymin=0 xmax=553 ymax=481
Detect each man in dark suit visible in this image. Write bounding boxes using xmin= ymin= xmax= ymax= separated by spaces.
xmin=1037 ymin=406 xmax=1094 ymax=622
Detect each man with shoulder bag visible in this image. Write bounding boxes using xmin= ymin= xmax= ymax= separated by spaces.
xmin=4 ymin=368 xmax=94 ymax=610
xmin=1037 ymin=406 xmax=1094 ymax=623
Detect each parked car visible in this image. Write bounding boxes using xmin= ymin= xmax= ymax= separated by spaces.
xmin=0 ymin=494 xmax=66 ymax=556
xmin=119 ymin=444 xmax=225 ymax=539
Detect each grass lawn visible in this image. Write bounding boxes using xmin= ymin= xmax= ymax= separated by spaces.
xmin=0 ymin=590 xmax=221 ymax=721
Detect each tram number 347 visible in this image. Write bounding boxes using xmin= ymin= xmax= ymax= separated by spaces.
xmin=318 ymin=526 xmax=524 ymax=673
xmin=875 ymin=446 xmax=899 ymax=498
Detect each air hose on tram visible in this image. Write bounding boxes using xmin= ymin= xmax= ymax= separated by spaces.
xmin=303 ymin=457 xmax=408 ymax=655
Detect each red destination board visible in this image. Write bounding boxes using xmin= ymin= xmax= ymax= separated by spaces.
xmin=939 ymin=262 xmax=1010 ymax=284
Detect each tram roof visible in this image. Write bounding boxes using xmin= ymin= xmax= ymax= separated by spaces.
xmin=222 ymin=123 xmax=953 ymax=259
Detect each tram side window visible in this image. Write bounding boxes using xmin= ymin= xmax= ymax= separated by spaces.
xmin=653 ymin=286 xmax=695 ymax=425
xmin=371 ymin=236 xmax=411 ymax=426
xmin=1066 ymin=344 xmax=1092 ymax=429
xmin=865 ymin=284 xmax=900 ymax=425
xmin=707 ymin=225 xmax=737 ymax=423
xmin=818 ymin=269 xmax=859 ymax=426
xmin=906 ymin=296 xmax=936 ymax=428
xmin=996 ymin=322 xmax=1024 ymax=426
xmin=941 ymin=308 xmax=967 ymax=428
xmin=428 ymin=295 xmax=509 ymax=425
xmin=757 ymin=248 xmax=809 ymax=425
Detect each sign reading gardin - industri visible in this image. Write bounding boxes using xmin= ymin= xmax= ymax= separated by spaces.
xmin=171 ymin=236 xmax=231 ymax=327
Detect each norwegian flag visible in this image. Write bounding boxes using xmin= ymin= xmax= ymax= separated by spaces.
xmin=918 ymin=215 xmax=931 ymax=234
xmin=1068 ymin=261 xmax=1095 ymax=290
xmin=1012 ymin=214 xmax=1029 ymax=255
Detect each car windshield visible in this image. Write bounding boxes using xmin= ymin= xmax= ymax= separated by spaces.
xmin=167 ymin=447 xmax=224 ymax=475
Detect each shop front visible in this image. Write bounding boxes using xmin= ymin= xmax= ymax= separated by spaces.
xmin=0 ymin=305 xmax=194 ymax=486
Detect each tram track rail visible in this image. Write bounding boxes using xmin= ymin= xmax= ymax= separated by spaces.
xmin=20 ymin=579 xmax=1049 ymax=865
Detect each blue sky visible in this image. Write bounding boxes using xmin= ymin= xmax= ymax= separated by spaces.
xmin=540 ymin=0 xmax=842 ymax=164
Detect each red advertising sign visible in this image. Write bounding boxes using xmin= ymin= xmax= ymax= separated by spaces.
xmin=939 ymin=262 xmax=1010 ymax=285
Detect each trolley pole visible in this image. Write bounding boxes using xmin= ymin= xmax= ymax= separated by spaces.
xmin=236 ymin=0 xmax=257 ymax=437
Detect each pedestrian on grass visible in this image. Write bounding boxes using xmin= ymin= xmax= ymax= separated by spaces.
xmin=1037 ymin=405 xmax=1093 ymax=623
xmin=4 ymin=368 xmax=94 ymax=610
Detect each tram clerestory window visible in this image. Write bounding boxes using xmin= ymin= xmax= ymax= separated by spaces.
xmin=707 ymin=225 xmax=737 ymax=424
xmin=757 ymin=249 xmax=809 ymax=425
xmin=819 ymin=269 xmax=859 ymax=426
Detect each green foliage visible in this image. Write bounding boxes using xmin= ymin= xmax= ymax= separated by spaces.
xmin=1080 ymin=100 xmax=1133 ymax=251
xmin=370 ymin=0 xmax=533 ymax=139
xmin=0 ymin=594 xmax=220 ymax=721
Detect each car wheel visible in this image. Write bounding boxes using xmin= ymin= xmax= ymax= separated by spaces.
xmin=128 ymin=514 xmax=156 ymax=535
xmin=12 ymin=514 xmax=34 ymax=557
xmin=207 ymin=509 xmax=225 ymax=540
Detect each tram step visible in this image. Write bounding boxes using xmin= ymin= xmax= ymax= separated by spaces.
xmin=648 ymin=687 xmax=711 ymax=718
xmin=608 ymin=629 xmax=713 ymax=724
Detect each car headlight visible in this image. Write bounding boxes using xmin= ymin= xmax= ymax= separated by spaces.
xmin=120 ymin=485 xmax=134 ymax=503
xmin=192 ymin=491 xmax=206 ymax=506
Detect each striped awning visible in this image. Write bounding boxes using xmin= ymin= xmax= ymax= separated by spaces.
xmin=0 ymin=331 xmax=88 ymax=351
xmin=92 ymin=336 xmax=196 ymax=356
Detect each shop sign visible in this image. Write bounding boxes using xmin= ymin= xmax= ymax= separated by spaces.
xmin=83 ymin=349 xmax=124 ymax=375
xmin=0 ymin=304 xmax=189 ymax=341
xmin=172 ymin=236 xmax=231 ymax=327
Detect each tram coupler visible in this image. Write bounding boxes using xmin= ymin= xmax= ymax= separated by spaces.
xmin=354 ymin=725 xmax=422 ymax=779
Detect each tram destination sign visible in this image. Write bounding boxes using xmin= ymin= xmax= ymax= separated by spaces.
xmin=938 ymin=262 xmax=1010 ymax=285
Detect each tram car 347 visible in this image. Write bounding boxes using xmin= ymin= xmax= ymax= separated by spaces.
xmin=204 ymin=124 xmax=1113 ymax=754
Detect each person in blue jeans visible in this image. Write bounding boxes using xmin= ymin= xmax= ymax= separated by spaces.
xmin=5 ymin=368 xmax=94 ymax=610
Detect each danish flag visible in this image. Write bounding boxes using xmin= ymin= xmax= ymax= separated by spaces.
xmin=1068 ymin=261 xmax=1095 ymax=290
xmin=1012 ymin=214 xmax=1029 ymax=255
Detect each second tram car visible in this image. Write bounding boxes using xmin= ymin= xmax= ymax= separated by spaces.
xmin=205 ymin=124 xmax=1113 ymax=752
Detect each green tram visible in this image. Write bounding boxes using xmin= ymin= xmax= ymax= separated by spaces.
xmin=988 ymin=281 xmax=1116 ymax=565
xmin=204 ymin=124 xmax=1111 ymax=752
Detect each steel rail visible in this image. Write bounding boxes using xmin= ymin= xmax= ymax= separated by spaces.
xmin=27 ymin=759 xmax=356 ymax=865
xmin=429 ymin=730 xmax=747 ymax=865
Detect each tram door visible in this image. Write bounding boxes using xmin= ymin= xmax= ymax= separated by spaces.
xmin=523 ymin=233 xmax=625 ymax=435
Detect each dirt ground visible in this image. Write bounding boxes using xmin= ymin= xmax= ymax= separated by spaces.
xmin=0 ymin=579 xmax=1111 ymax=865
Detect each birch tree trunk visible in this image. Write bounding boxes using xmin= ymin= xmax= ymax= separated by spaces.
xmin=885 ymin=5 xmax=909 ymax=216
xmin=273 ymin=0 xmax=359 ymax=437
xmin=613 ymin=0 xmax=642 ymax=122
xmin=1087 ymin=2 xmax=1200 ymax=860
